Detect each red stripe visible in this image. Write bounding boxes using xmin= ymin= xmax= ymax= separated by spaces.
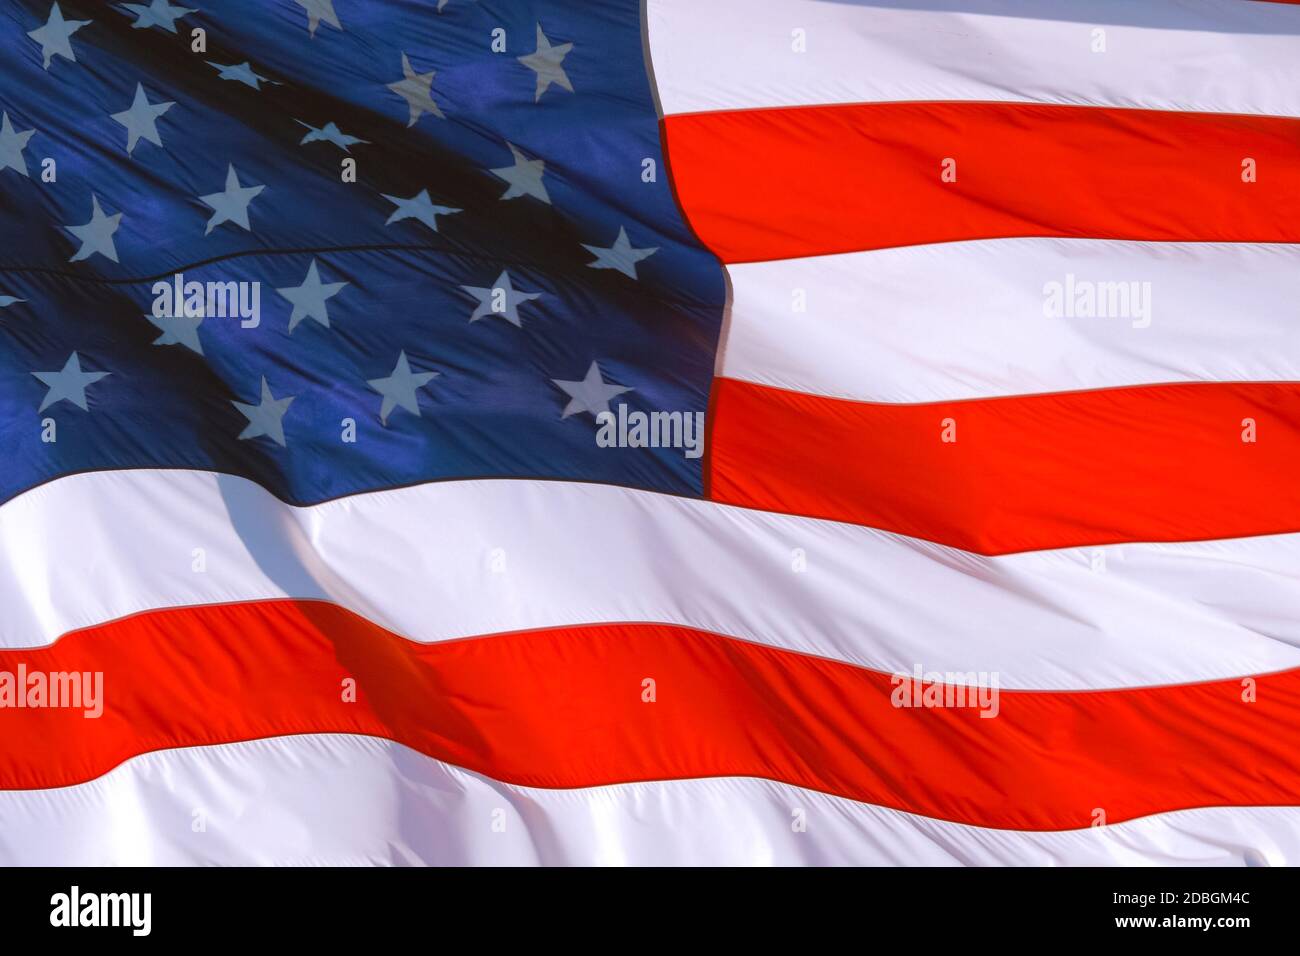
xmin=1 ymin=599 xmax=1297 ymax=829
xmin=707 ymin=377 xmax=1300 ymax=555
xmin=662 ymin=102 xmax=1300 ymax=263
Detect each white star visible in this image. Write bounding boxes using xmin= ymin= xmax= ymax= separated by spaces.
xmin=518 ymin=25 xmax=573 ymax=102
xmin=382 ymin=189 xmax=460 ymax=233
xmin=118 ymin=0 xmax=194 ymax=33
xmin=295 ymin=0 xmax=340 ymax=37
xmin=387 ymin=52 xmax=443 ymax=126
xmin=551 ymin=362 xmax=632 ymax=420
xmin=367 ymin=351 xmax=439 ymax=425
xmin=147 ymin=311 xmax=203 ymax=354
xmin=296 ymin=119 xmax=367 ymax=152
xmin=582 ymin=226 xmax=658 ymax=279
xmin=490 ymin=142 xmax=549 ymax=204
xmin=233 ymin=376 xmax=294 ymax=446
xmin=199 ymin=164 xmax=264 ymax=235
xmin=28 ymin=3 xmax=91 ymax=70
xmin=460 ymin=270 xmax=541 ymax=328
xmin=207 ymin=60 xmax=274 ymax=90
xmin=110 ymin=83 xmax=175 ymax=155
xmin=277 ymin=258 xmax=347 ymax=332
xmin=0 ymin=112 xmax=36 ymax=177
xmin=66 ymin=194 xmax=123 ymax=263
xmin=32 ymin=352 xmax=110 ymax=412
xmin=0 ymin=294 xmax=27 ymax=308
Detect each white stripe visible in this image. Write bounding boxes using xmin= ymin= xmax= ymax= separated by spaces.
xmin=721 ymin=239 xmax=1300 ymax=403
xmin=3 ymin=470 xmax=1298 ymax=689
xmin=648 ymin=0 xmax=1300 ymax=118
xmin=0 ymin=733 xmax=1292 ymax=865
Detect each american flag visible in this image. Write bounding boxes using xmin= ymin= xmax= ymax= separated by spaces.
xmin=0 ymin=0 xmax=1297 ymax=866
